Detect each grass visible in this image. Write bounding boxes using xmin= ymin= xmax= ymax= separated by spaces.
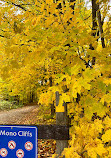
xmin=0 ymin=100 xmax=23 ymax=111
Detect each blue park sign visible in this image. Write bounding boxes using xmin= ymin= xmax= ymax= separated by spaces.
xmin=0 ymin=125 xmax=37 ymax=158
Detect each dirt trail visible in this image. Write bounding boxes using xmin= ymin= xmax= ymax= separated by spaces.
xmin=0 ymin=104 xmax=56 ymax=157
xmin=0 ymin=105 xmax=39 ymax=124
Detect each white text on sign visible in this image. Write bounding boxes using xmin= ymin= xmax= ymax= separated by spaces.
xmin=0 ymin=130 xmax=32 ymax=137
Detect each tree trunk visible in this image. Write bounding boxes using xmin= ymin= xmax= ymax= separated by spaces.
xmin=96 ymin=4 xmax=105 ymax=48
xmin=91 ymin=0 xmax=105 ymax=48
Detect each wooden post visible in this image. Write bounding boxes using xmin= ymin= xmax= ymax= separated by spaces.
xmin=51 ymin=101 xmax=55 ymax=117
xmin=55 ymin=91 xmax=68 ymax=158
xmin=49 ymin=77 xmax=55 ymax=117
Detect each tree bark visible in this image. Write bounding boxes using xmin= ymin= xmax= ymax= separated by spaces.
xmin=96 ymin=4 xmax=105 ymax=48
xmin=91 ymin=0 xmax=105 ymax=48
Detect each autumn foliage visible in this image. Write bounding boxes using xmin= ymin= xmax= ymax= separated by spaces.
xmin=0 ymin=0 xmax=111 ymax=157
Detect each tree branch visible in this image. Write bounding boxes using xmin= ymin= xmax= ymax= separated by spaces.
xmin=1 ymin=0 xmax=27 ymax=11
xmin=84 ymin=13 xmax=92 ymax=20
xmin=11 ymin=2 xmax=27 ymax=11
xmin=0 ymin=35 xmax=5 ymax=38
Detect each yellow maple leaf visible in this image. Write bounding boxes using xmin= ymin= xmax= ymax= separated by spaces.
xmin=61 ymin=93 xmax=70 ymax=103
xmin=103 ymin=116 xmax=111 ymax=129
xmin=95 ymin=144 xmax=107 ymax=156
xmin=56 ymin=97 xmax=64 ymax=112
xmin=56 ymin=93 xmax=70 ymax=112
xmin=102 ymin=129 xmax=111 ymax=143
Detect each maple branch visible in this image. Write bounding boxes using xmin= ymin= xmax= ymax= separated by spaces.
xmin=11 ymin=2 xmax=27 ymax=11
xmin=84 ymin=13 xmax=92 ymax=20
xmin=1 ymin=0 xmax=27 ymax=11
xmin=20 ymin=4 xmax=33 ymax=6
xmin=0 ymin=35 xmax=5 ymax=38
xmin=78 ymin=47 xmax=93 ymax=68
xmin=0 ymin=34 xmax=10 ymax=39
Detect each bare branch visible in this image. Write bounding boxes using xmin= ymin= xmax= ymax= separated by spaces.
xmin=84 ymin=13 xmax=92 ymax=20
xmin=11 ymin=2 xmax=27 ymax=11
xmin=0 ymin=35 xmax=5 ymax=38
xmin=1 ymin=0 xmax=27 ymax=11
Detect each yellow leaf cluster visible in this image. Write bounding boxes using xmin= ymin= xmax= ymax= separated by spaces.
xmin=56 ymin=93 xmax=70 ymax=112
xmin=102 ymin=129 xmax=111 ymax=143
xmin=38 ymin=92 xmax=52 ymax=106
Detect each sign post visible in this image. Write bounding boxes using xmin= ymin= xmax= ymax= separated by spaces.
xmin=0 ymin=125 xmax=37 ymax=158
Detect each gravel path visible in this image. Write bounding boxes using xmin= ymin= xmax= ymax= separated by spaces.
xmin=0 ymin=105 xmax=39 ymax=124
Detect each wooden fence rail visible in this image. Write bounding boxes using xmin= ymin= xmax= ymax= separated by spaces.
xmin=0 ymin=124 xmax=69 ymax=140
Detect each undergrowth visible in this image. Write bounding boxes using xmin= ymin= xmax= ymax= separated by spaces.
xmin=0 ymin=100 xmax=23 ymax=111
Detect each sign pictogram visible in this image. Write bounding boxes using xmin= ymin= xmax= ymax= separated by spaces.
xmin=25 ymin=141 xmax=33 ymax=151
xmin=0 ymin=148 xmax=8 ymax=157
xmin=8 ymin=140 xmax=16 ymax=149
xmin=16 ymin=149 xmax=24 ymax=158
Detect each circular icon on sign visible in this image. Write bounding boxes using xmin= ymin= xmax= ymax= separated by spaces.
xmin=0 ymin=148 xmax=8 ymax=157
xmin=25 ymin=141 xmax=33 ymax=151
xmin=16 ymin=149 xmax=24 ymax=158
xmin=8 ymin=140 xmax=16 ymax=150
